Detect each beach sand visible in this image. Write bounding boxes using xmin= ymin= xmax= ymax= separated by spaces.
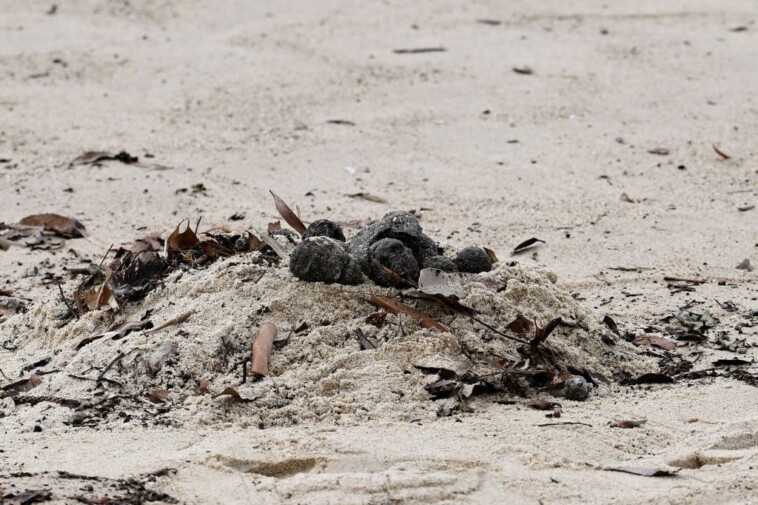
xmin=1 ymin=1 xmax=756 ymax=503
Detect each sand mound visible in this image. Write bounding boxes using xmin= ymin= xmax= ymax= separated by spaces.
xmin=1 ymin=249 xmax=650 ymax=430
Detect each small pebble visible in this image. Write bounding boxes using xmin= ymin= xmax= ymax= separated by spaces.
xmin=564 ymin=375 xmax=590 ymax=401
xmin=456 ymin=246 xmax=493 ymax=273
xmin=303 ymin=219 xmax=346 ymax=242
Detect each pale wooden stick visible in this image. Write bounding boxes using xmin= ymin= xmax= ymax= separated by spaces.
xmin=251 ymin=322 xmax=276 ymax=376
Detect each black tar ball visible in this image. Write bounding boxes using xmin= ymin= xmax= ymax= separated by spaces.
xmin=302 ymin=219 xmax=346 ymax=242
xmin=455 ymin=246 xmax=493 ymax=273
xmin=423 ymin=255 xmax=458 ymax=273
xmin=290 ymin=236 xmax=363 ymax=285
xmin=368 ymin=238 xmax=419 ymax=287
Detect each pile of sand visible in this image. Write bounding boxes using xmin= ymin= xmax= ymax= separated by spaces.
xmin=0 ymin=242 xmax=651 ymax=431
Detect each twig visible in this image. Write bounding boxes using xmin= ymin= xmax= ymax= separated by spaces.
xmin=12 ymin=395 xmax=81 ymax=408
xmin=536 ymin=421 xmax=593 ymax=427
xmin=663 ymin=276 xmax=706 ymax=284
xmin=56 ymin=281 xmax=79 ymax=319
xmin=95 ymin=350 xmax=125 ymax=385
xmin=145 ymin=310 xmax=192 ymax=334
xmin=98 ymin=244 xmax=114 ymax=270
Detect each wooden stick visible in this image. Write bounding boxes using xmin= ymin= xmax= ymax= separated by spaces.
xmin=251 ymin=322 xmax=276 ymax=377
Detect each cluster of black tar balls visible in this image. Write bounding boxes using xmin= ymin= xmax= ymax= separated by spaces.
xmin=289 ymin=211 xmax=493 ymax=287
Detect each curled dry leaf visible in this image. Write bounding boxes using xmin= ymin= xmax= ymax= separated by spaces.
xmin=19 ymin=213 xmax=87 ymax=238
xmin=506 ymin=314 xmax=533 ymax=335
xmin=1 ymin=374 xmax=42 ymax=395
xmin=270 ymin=190 xmax=306 ymax=235
xmin=251 ymin=322 xmax=277 ymax=377
xmin=483 ymin=247 xmax=499 ymax=263
xmin=712 ymin=145 xmax=731 ymax=160
xmin=148 ymin=388 xmax=170 ymax=403
xmin=512 ymin=237 xmax=545 ymax=255
xmin=368 ymin=295 xmax=446 ymax=332
xmin=529 ymin=399 xmax=561 ymax=410
xmin=365 ymin=311 xmax=388 ymax=327
xmin=632 ymin=335 xmax=677 ymax=351
xmin=613 ymin=419 xmax=647 ymax=428
xmin=212 ymin=386 xmax=255 ymax=403
xmin=148 ymin=342 xmax=178 ymax=373
xmin=167 ymin=221 xmax=200 ymax=251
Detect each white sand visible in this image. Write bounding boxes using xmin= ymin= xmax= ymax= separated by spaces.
xmin=1 ymin=1 xmax=756 ymax=504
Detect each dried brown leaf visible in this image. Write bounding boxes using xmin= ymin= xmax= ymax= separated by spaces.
xmin=632 ymin=335 xmax=677 ymax=351
xmin=148 ymin=388 xmax=170 ymax=403
xmin=613 ymin=419 xmax=647 ymax=428
xmin=483 ymin=247 xmax=499 ymax=263
xmin=506 ymin=314 xmax=533 ymax=335
xmin=712 ymin=144 xmax=731 ymax=159
xmin=368 ymin=295 xmax=446 ymax=332
xmin=18 ymin=213 xmax=87 ymax=238
xmin=167 ymin=221 xmax=200 ymax=251
xmin=212 ymin=386 xmax=255 ymax=403
xmin=512 ymin=237 xmax=545 ymax=255
xmin=270 ymin=190 xmax=306 ymax=235
xmin=529 ymin=399 xmax=561 ymax=410
xmin=1 ymin=374 xmax=42 ymax=395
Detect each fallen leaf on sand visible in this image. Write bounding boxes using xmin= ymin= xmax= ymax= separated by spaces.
xmin=70 ymin=150 xmax=138 ymax=165
xmin=1 ymin=374 xmax=42 ymax=395
xmin=212 ymin=387 xmax=255 ymax=403
xmin=613 ymin=419 xmax=647 ymax=428
xmin=148 ymin=388 xmax=170 ymax=403
xmin=167 ymin=221 xmax=200 ymax=251
xmin=19 ymin=213 xmax=87 ymax=238
xmin=529 ymin=399 xmax=561 ymax=410
xmin=483 ymin=247 xmax=499 ymax=263
xmin=270 ymin=190 xmax=306 ymax=235
xmin=632 ymin=335 xmax=677 ymax=351
xmin=512 ymin=237 xmax=545 ymax=255
xmin=712 ymin=144 xmax=731 ymax=159
xmin=647 ymin=147 xmax=670 ymax=156
xmin=506 ymin=314 xmax=533 ymax=335
xmin=148 ymin=342 xmax=178 ymax=373
xmin=605 ymin=466 xmax=677 ymax=477
xmin=368 ymin=295 xmax=446 ymax=332
xmin=348 ymin=192 xmax=388 ymax=204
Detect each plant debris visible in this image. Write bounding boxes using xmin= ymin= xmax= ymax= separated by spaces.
xmin=604 ymin=466 xmax=677 ymax=477
xmin=613 ymin=419 xmax=647 ymax=428
xmin=512 ymin=237 xmax=545 ymax=255
xmin=251 ymin=323 xmax=276 ymax=377
xmin=712 ymin=145 xmax=731 ymax=159
xmin=647 ymin=147 xmax=670 ymax=156
xmin=393 ymin=47 xmax=446 ymax=54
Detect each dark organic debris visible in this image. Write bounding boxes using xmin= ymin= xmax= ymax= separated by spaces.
xmin=368 ymin=295 xmax=446 ymax=332
xmin=712 ymin=145 xmax=731 ymax=159
xmin=348 ymin=192 xmax=388 ymax=204
xmin=212 ymin=387 xmax=255 ymax=403
xmin=1 ymin=374 xmax=42 ymax=395
xmin=604 ymin=466 xmax=677 ymax=477
xmin=613 ymin=419 xmax=647 ymax=429
xmin=635 ymin=373 xmax=674 ymax=384
xmin=736 ymin=259 xmax=753 ymax=272
xmin=270 ymin=191 xmax=306 ymax=235
xmin=326 ymin=119 xmax=356 ymax=126
xmin=393 ymin=47 xmax=446 ymax=54
xmin=647 ymin=147 xmax=670 ymax=156
xmin=70 ymin=150 xmax=138 ymax=166
xmin=512 ymin=66 xmax=533 ymax=75
xmin=18 ymin=214 xmax=87 ymax=238
xmin=512 ymin=238 xmax=545 ymax=255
